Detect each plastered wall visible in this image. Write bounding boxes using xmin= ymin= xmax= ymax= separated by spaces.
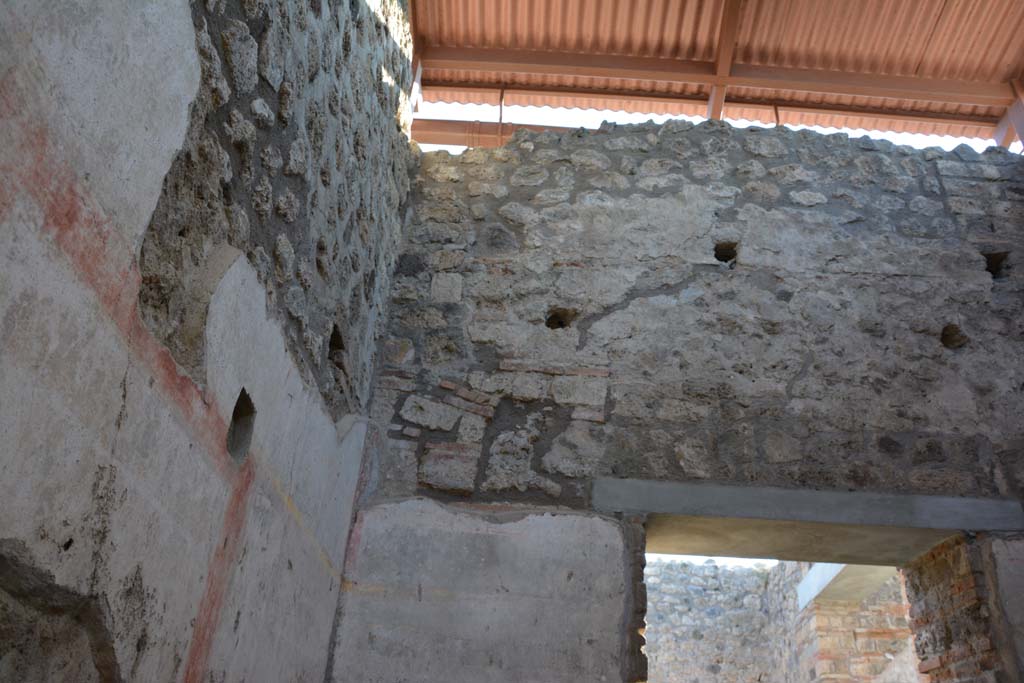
xmin=0 ymin=0 xmax=412 ymax=680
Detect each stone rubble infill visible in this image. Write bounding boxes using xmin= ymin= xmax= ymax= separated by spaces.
xmin=399 ymin=396 xmax=462 ymax=431
xmin=442 ymin=394 xmax=495 ymax=418
xmin=369 ymin=116 xmax=1023 ymax=505
xmin=139 ymin=0 xmax=416 ymax=418
xmin=419 ymin=443 xmax=482 ymax=494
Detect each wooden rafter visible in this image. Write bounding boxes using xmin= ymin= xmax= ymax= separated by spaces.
xmin=707 ymin=0 xmax=743 ymax=120
xmin=412 ymin=118 xmax=572 ymax=147
xmin=412 ymin=103 xmax=1000 ymax=148
xmin=420 ymin=46 xmax=1014 ymax=109
xmin=418 ymin=84 xmax=1002 ymax=128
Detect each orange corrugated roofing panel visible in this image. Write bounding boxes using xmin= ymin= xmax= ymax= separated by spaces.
xmin=411 ymin=0 xmax=1024 ymax=141
xmin=416 ymin=0 xmax=723 ymax=59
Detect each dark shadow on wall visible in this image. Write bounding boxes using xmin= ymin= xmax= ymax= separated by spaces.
xmin=138 ymin=0 xmax=416 ymax=418
xmin=0 ymin=539 xmax=122 ymax=683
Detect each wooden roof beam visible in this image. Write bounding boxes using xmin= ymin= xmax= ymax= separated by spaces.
xmin=422 ymin=84 xmax=710 ymax=111
xmin=417 ymin=85 xmax=1000 ymax=131
xmin=411 ymin=118 xmax=574 ymax=147
xmin=727 ymin=64 xmax=1010 ymax=106
xmin=707 ymin=86 xmax=727 ymax=120
xmin=707 ymin=0 xmax=743 ymax=120
xmin=418 ymin=84 xmax=999 ymax=129
xmin=423 ymin=46 xmax=716 ymax=84
xmin=774 ymin=103 xmax=997 ymax=131
xmin=421 ymin=47 xmax=1014 ymax=108
xmin=411 ymin=101 xmax=998 ymax=148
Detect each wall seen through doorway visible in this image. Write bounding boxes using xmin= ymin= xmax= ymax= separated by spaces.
xmin=644 ymin=556 xmax=917 ymax=683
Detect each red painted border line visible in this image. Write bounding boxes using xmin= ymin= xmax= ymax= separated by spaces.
xmin=182 ymin=459 xmax=255 ymax=683
xmin=0 ymin=92 xmax=236 ymax=480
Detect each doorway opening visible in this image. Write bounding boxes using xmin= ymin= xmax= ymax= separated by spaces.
xmin=644 ymin=554 xmax=916 ymax=683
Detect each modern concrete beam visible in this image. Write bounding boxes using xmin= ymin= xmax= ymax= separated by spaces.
xmin=796 ymin=563 xmax=898 ymax=610
xmin=593 ymin=479 xmax=1024 ymax=530
xmin=593 ymin=479 xmax=1024 ymax=566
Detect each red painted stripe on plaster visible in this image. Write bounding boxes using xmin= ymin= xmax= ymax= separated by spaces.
xmin=182 ymin=459 xmax=255 ymax=683
xmin=343 ymin=510 xmax=366 ymax=578
xmin=1 ymin=62 xmax=254 ymax=682
xmin=0 ymin=71 xmax=234 ymax=481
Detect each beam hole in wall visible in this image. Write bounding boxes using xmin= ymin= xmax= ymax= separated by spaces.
xmin=329 ymin=324 xmax=346 ymax=367
xmin=316 ymin=238 xmax=329 ymax=279
xmin=940 ymin=324 xmax=969 ymax=350
xmin=226 ymin=388 xmax=256 ymax=461
xmin=545 ymin=307 xmax=579 ymax=329
xmin=714 ymin=241 xmax=738 ymax=265
xmin=982 ymin=251 xmax=1009 ymax=280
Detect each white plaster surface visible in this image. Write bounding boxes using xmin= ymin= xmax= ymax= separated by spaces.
xmin=0 ymin=2 xmax=356 ymax=677
xmin=332 ymin=498 xmax=628 ymax=683
xmin=797 ymin=563 xmax=846 ymax=609
xmin=205 ymin=253 xmax=366 ymax=571
xmin=0 ymin=1 xmax=214 ymax=677
xmin=1 ymin=0 xmax=200 ymax=244
xmin=0 ymin=173 xmax=226 ymax=680
xmin=991 ymin=537 xmax=1024 ymax=676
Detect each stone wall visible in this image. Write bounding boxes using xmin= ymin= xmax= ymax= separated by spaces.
xmin=766 ymin=561 xmax=810 ymax=683
xmin=645 ymin=558 xmax=779 ymax=683
xmin=369 ymin=120 xmax=1024 ymax=508
xmin=904 ymin=534 xmax=1024 ymax=683
xmin=645 ymin=559 xmax=917 ymax=683
xmin=0 ymin=0 xmax=413 ymax=680
xmin=139 ymin=0 xmax=415 ymax=416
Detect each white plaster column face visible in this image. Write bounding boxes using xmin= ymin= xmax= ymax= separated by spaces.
xmin=1 ymin=0 xmax=200 ymax=245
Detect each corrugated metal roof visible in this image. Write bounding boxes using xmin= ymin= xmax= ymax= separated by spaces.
xmin=411 ymin=0 xmax=1024 ymax=142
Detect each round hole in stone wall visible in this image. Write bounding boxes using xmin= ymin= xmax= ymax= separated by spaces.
xmin=940 ymin=324 xmax=969 ymax=350
xmin=545 ymin=307 xmax=579 ymax=329
xmin=226 ymin=388 xmax=256 ymax=461
xmin=714 ymin=241 xmax=738 ymax=263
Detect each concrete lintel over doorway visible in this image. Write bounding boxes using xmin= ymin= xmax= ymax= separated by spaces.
xmin=593 ymin=478 xmax=1024 ymax=566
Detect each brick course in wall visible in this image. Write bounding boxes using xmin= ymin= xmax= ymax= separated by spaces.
xmin=904 ymin=536 xmax=1009 ymax=683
